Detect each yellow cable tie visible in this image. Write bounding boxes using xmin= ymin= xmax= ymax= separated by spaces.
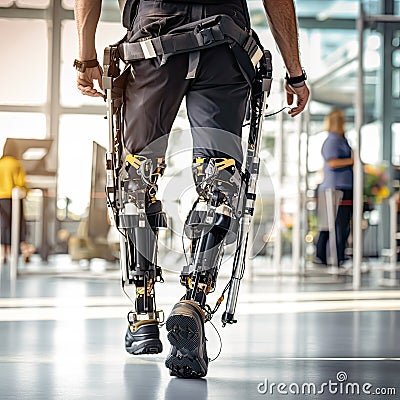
xmin=126 ymin=154 xmax=145 ymax=169
xmin=215 ymin=158 xmax=235 ymax=170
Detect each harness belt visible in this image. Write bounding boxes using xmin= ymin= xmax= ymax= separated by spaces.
xmin=119 ymin=15 xmax=263 ymax=68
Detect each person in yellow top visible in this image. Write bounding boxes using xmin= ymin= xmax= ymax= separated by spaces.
xmin=0 ymin=145 xmax=34 ymax=264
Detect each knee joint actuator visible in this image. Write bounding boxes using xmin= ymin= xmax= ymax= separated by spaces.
xmin=117 ymin=154 xmax=167 ymax=322
xmin=181 ymin=157 xmax=245 ymax=306
xmin=185 ymin=157 xmax=244 ymax=244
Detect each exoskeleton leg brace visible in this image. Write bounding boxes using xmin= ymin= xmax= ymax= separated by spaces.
xmin=180 ymin=51 xmax=273 ymax=325
xmin=118 ymin=155 xmax=167 ymax=324
xmin=103 ymin=47 xmax=166 ymax=325
xmin=180 ymin=157 xmax=244 ymax=307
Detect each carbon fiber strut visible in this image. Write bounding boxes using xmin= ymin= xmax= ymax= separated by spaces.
xmin=221 ymin=50 xmax=272 ymax=326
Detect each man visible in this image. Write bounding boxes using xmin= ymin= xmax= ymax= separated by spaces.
xmin=74 ymin=0 xmax=309 ymax=378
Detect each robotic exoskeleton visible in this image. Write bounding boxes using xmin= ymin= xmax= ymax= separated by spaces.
xmin=103 ymin=49 xmax=167 ymax=331
xmin=180 ymin=53 xmax=273 ymax=324
xmin=102 ymin=14 xmax=272 ymax=350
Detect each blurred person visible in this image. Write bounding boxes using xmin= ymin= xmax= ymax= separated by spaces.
xmin=0 ymin=144 xmax=35 ymax=264
xmin=316 ymin=109 xmax=353 ymax=266
xmin=74 ymin=0 xmax=309 ymax=378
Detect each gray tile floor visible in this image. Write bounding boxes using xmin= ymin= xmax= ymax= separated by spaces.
xmin=0 ymin=257 xmax=400 ymax=399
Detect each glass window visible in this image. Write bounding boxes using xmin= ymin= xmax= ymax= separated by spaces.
xmin=58 ymin=114 xmax=109 ymax=217
xmin=311 ymin=29 xmax=358 ymax=65
xmin=395 ymin=0 xmax=400 ymax=15
xmin=307 ymin=131 xmax=327 ymax=173
xmin=0 ymin=19 xmax=48 ymax=105
xmin=393 ymin=49 xmax=400 ymax=67
xmin=359 ymin=122 xmax=381 ymax=165
xmin=249 ymin=0 xmax=363 ymax=20
xmin=392 ymin=123 xmax=400 ymax=165
xmin=62 ymin=0 xmax=73 ymax=9
xmin=62 ymin=0 xmax=120 ymax=11
xmin=360 ymin=0 xmax=379 ymax=14
xmin=60 ymin=20 xmax=125 ymax=107
xmin=0 ymin=112 xmax=46 ymax=154
xmin=16 ymin=0 xmax=50 ymax=8
xmin=393 ymin=70 xmax=400 ymax=98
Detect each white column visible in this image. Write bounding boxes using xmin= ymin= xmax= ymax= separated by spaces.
xmin=292 ymin=114 xmax=303 ymax=274
xmin=273 ymin=87 xmax=284 ymax=274
xmin=389 ymin=193 xmax=398 ymax=281
xmin=353 ymin=3 xmax=365 ymax=290
xmin=10 ymin=187 xmax=24 ymax=281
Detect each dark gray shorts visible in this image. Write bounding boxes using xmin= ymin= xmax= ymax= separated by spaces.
xmin=123 ymin=1 xmax=251 ymax=164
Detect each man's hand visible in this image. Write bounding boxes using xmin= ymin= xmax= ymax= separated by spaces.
xmin=77 ymin=65 xmax=104 ymax=97
xmin=286 ymin=82 xmax=310 ymax=117
xmin=263 ymin=0 xmax=310 ymax=116
xmin=74 ymin=0 xmax=103 ymax=96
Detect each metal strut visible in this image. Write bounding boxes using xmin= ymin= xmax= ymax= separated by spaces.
xmin=221 ymin=50 xmax=272 ymax=326
xmin=103 ymin=46 xmax=125 ymax=278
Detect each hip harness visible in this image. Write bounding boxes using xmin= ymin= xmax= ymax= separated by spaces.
xmin=113 ymin=0 xmax=264 ymax=84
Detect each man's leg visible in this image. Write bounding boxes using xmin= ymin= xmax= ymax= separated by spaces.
xmin=165 ymin=44 xmax=249 ymax=377
xmin=120 ymin=154 xmax=168 ymax=355
xmin=122 ymin=55 xmax=189 ymax=354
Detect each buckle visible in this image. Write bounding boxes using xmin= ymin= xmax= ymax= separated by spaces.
xmin=139 ymin=39 xmax=157 ymax=59
xmin=73 ymin=58 xmax=99 ymax=73
xmin=200 ymin=27 xmax=215 ymax=46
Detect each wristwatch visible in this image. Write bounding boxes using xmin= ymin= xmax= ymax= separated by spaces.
xmin=285 ymin=69 xmax=307 ymax=87
xmin=73 ymin=59 xmax=99 ymax=73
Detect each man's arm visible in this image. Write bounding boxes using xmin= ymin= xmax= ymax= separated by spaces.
xmin=74 ymin=0 xmax=104 ymax=97
xmin=263 ymin=0 xmax=309 ymax=117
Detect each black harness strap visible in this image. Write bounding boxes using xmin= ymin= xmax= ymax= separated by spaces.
xmin=119 ymin=15 xmax=262 ymax=69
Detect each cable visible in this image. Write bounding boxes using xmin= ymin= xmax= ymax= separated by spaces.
xmin=206 ymin=229 xmax=243 ymax=318
xmin=207 ymin=319 xmax=223 ymax=362
xmin=181 ymin=234 xmax=189 ymax=265
xmin=122 ymin=285 xmax=135 ymax=306
xmin=242 ymin=106 xmax=290 ymax=127
xmin=106 ymin=190 xmax=127 ymax=239
xmin=264 ymin=106 xmax=292 ymax=118
xmin=237 ymin=234 xmax=249 ymax=280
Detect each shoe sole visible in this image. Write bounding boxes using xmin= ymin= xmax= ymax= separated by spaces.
xmin=126 ymin=338 xmax=163 ymax=355
xmin=165 ymin=314 xmax=207 ymax=378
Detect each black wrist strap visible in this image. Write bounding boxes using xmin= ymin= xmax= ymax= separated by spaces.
xmin=285 ymin=69 xmax=307 ymax=85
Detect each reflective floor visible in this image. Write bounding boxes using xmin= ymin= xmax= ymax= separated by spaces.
xmin=0 ymin=256 xmax=400 ymax=399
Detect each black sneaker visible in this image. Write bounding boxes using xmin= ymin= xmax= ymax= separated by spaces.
xmin=125 ymin=319 xmax=163 ymax=355
xmin=165 ymin=300 xmax=209 ymax=378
